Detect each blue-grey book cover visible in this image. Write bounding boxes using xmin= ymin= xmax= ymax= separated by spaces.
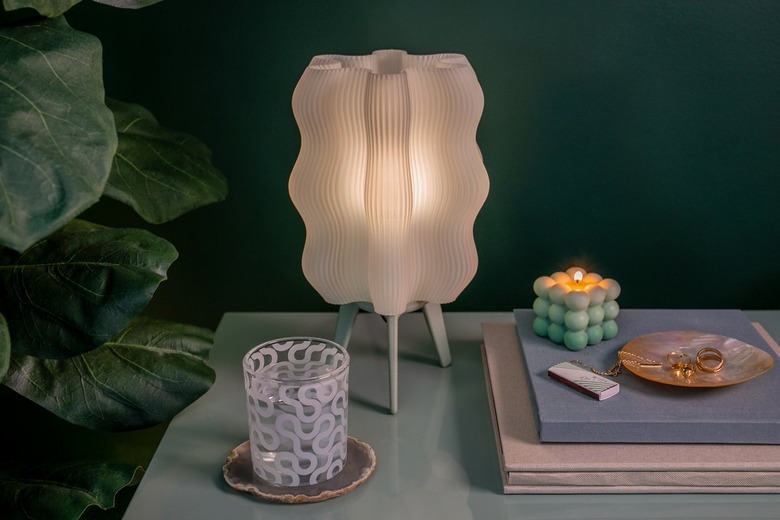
xmin=514 ymin=309 xmax=780 ymax=444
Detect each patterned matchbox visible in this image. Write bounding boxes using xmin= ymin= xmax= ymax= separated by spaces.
xmin=547 ymin=361 xmax=620 ymax=400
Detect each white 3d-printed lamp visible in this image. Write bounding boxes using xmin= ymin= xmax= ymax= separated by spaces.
xmin=289 ymin=50 xmax=489 ymax=414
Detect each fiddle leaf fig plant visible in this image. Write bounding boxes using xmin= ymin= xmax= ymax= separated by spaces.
xmin=106 ymin=98 xmax=227 ymax=224
xmin=3 ymin=0 xmax=162 ymax=18
xmin=0 ymin=220 xmax=178 ymax=360
xmin=0 ymin=15 xmax=116 ymax=252
xmin=0 ymin=2 xmax=228 ymax=518
xmin=4 ymin=315 xmax=217 ymax=431
xmin=0 ymin=461 xmax=143 ymax=520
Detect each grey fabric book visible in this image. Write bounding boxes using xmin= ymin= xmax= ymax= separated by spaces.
xmin=514 ymin=309 xmax=780 ymax=444
xmin=481 ymin=321 xmax=780 ymax=494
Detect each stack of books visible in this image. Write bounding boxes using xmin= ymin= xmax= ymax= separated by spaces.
xmin=481 ymin=309 xmax=780 ymax=494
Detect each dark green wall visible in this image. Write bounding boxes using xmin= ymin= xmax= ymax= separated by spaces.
xmin=69 ymin=0 xmax=780 ymax=329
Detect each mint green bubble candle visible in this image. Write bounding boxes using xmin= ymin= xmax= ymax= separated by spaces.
xmin=532 ymin=267 xmax=621 ymax=351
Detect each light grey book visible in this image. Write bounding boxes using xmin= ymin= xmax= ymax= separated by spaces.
xmin=514 ymin=308 xmax=780 ymax=444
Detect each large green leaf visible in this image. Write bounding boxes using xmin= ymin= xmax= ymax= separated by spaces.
xmin=3 ymin=317 xmax=215 ymax=431
xmin=104 ymin=98 xmax=228 ymax=224
xmin=2 ymin=0 xmax=162 ymax=17
xmin=0 ymin=220 xmax=177 ymax=359
xmin=0 ymin=460 xmax=142 ymax=520
xmin=92 ymin=0 xmax=163 ymax=9
xmin=0 ymin=314 xmax=9 ymax=380
xmin=2 ymin=0 xmax=81 ymax=17
xmin=0 ymin=17 xmax=116 ymax=252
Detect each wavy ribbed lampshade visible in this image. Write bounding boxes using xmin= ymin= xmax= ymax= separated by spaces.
xmin=289 ymin=50 xmax=488 ymax=413
xmin=289 ymin=50 xmax=489 ymax=317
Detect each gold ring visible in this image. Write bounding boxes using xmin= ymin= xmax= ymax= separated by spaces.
xmin=666 ymin=351 xmax=691 ymax=367
xmin=696 ymin=347 xmax=724 ymax=373
xmin=667 ymin=351 xmax=696 ymax=378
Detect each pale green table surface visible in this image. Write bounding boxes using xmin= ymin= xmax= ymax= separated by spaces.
xmin=123 ymin=311 xmax=780 ymax=519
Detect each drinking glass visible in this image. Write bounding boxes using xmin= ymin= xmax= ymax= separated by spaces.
xmin=243 ymin=337 xmax=349 ymax=487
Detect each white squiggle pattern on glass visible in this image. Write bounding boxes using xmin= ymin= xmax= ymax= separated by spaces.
xmin=244 ymin=337 xmax=349 ymax=487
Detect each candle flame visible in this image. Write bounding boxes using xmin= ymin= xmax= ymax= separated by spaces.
xmin=573 ymin=271 xmax=583 ymax=284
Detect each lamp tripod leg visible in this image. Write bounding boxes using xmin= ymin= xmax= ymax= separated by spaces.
xmin=422 ymin=303 xmax=452 ymax=367
xmin=335 ymin=302 xmax=448 ymax=415
xmin=387 ymin=314 xmax=399 ymax=415
xmin=334 ymin=303 xmax=360 ymax=349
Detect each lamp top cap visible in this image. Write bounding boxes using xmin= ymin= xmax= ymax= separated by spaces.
xmin=308 ymin=50 xmax=471 ymax=75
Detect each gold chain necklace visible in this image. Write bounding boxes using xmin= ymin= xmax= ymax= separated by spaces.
xmin=570 ymin=351 xmax=662 ymax=377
